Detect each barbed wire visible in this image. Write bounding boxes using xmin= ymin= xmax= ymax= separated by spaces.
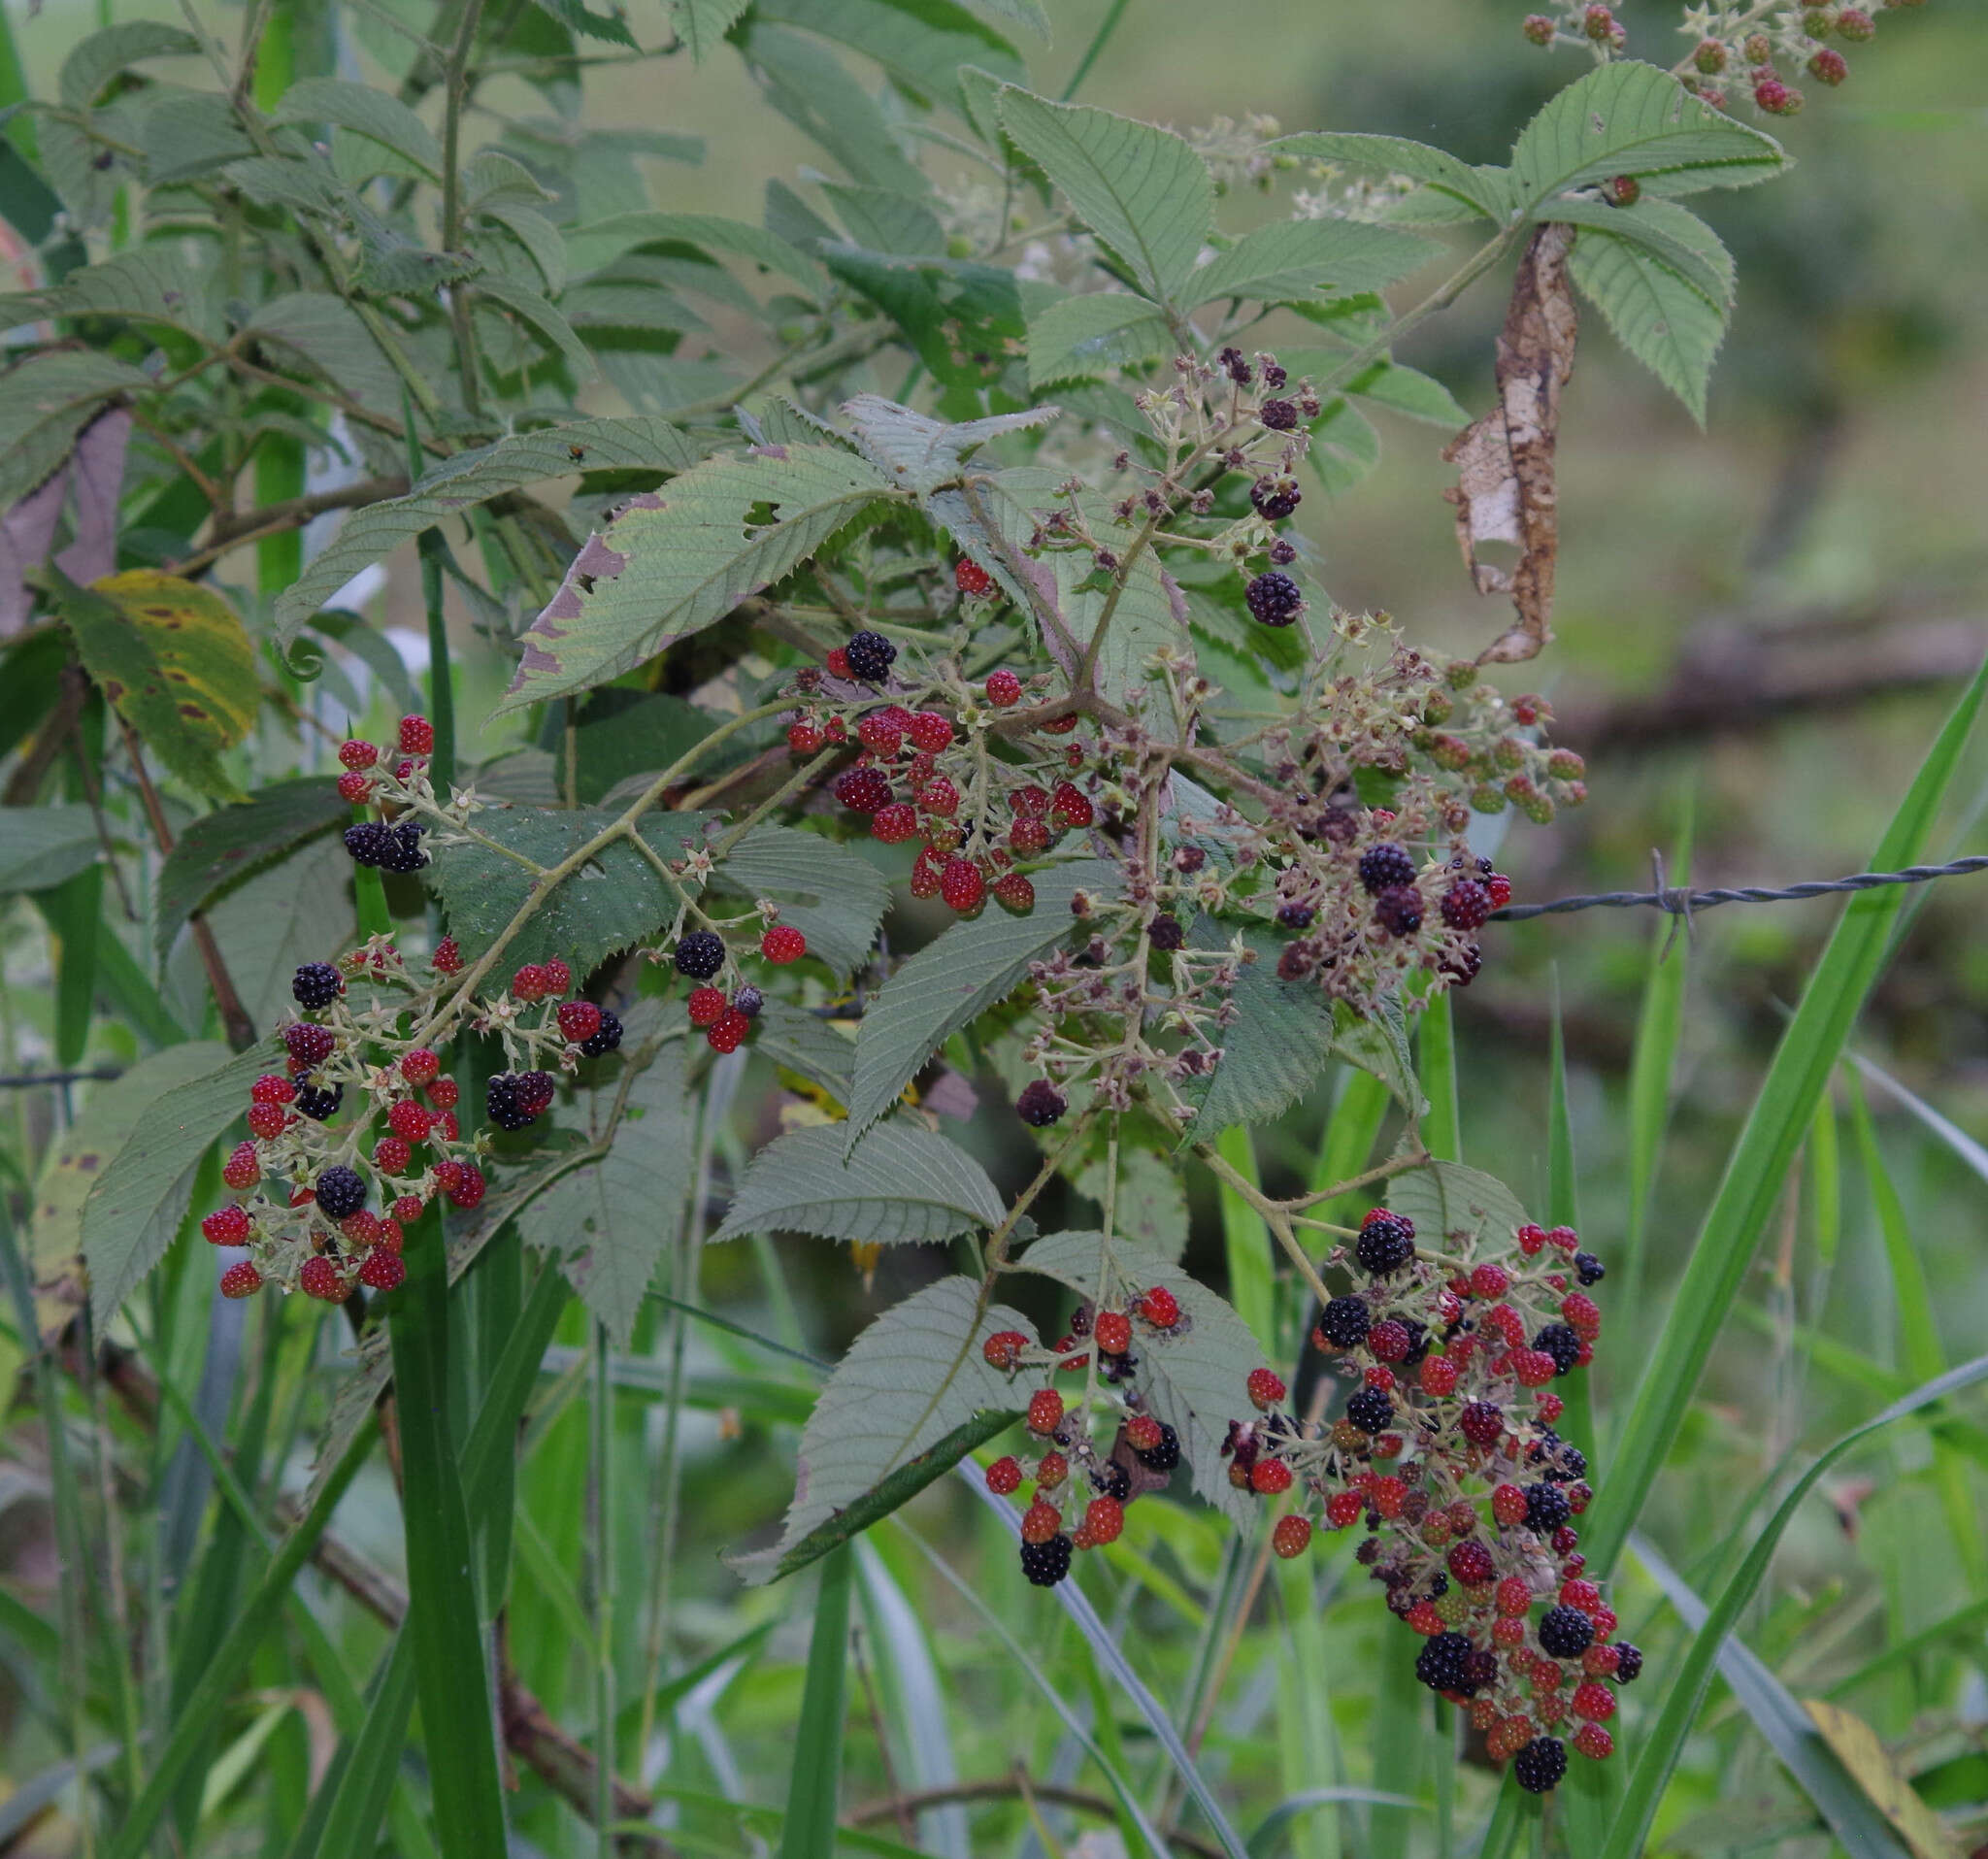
xmin=1491 ymin=853 xmax=1988 ymax=925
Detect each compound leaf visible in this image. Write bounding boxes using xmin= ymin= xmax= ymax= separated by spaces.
xmin=1569 ymin=227 xmax=1727 ymax=423
xmin=1183 ymin=217 xmax=1437 ymax=310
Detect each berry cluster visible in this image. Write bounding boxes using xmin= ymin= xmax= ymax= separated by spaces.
xmin=196 ymin=946 xmax=627 ymax=1302
xmin=666 ymin=923 xmax=807 ymax=1053
xmin=1219 ymin=1210 xmax=1632 ymax=1791
xmin=979 ymin=1285 xmax=1191 ymax=1585
xmin=1519 ymin=1 xmax=1922 ymax=117
xmin=336 ymin=717 xmax=444 ymax=873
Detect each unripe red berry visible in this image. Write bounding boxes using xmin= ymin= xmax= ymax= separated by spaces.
xmin=1522 ymin=12 xmax=1555 ymax=43
xmin=1083 ymin=1496 xmax=1124 ymax=1544
xmin=1583 ymin=3 xmax=1614 ymax=39
xmin=1807 ymin=46 xmax=1847 ymax=82
xmin=392 ymin=1195 xmax=423 ymax=1225
xmin=787 ymin=719 xmax=824 ymax=755
xmin=1324 ymin=1489 xmax=1364 ymax=1529
xmin=907 ymin=711 xmax=953 ymax=752
xmin=1369 ymin=1476 xmax=1406 ymax=1519
xmin=1094 ymin=1311 xmax=1132 ymax=1355
xmin=856 ymin=713 xmax=903 ymax=755
xmin=337 ymin=771 xmax=373 ymax=804
xmin=1695 ymin=37 xmax=1729 ymax=72
xmin=1470 ymin=1262 xmax=1510 ymax=1299
xmin=761 ymin=925 xmax=808 ymax=965
xmin=991 ymin=872 xmax=1035 ymax=913
xmin=512 ymin=963 xmax=550 ymax=1002
xmin=1448 ymin=1541 xmax=1496 ymax=1586
xmin=1050 ymin=781 xmax=1093 ymax=828
xmin=251 ymin=1074 xmax=296 ymax=1105
xmin=1572 ymin=1681 xmax=1615 ymax=1722
xmin=1497 ymin=1576 xmax=1533 ymax=1616
xmin=835 ymin=766 xmax=892 ymax=814
xmin=1246 ymin=1368 xmax=1286 ymax=1411
xmin=220 ymin=1259 xmax=263 ymax=1298
xmin=872 ymin=802 xmax=919 ymax=844
xmin=687 ymin=987 xmax=727 ymax=1028
xmin=398 ymin=715 xmax=434 ymax=755
xmin=1419 ymin=1356 xmax=1460 ymax=1397
xmin=910 ymin=846 xmax=944 ymax=898
xmin=1020 ymin=1500 xmax=1062 ymax=1544
xmin=1407 ymin=1602 xmax=1445 ymax=1637
xmin=375 ymin=1136 xmax=413 ymax=1175
xmin=826 ymin=647 xmax=851 ymax=679
xmin=706 ymin=1009 xmax=750 ymax=1053
xmin=426 ymin=1076 xmax=459 ymax=1111
xmin=202 ymin=1205 xmax=250 ymax=1245
xmin=433 ymin=937 xmax=463 ymax=975
xmin=1754 ymin=75 xmax=1801 ymax=113
xmin=986 ymin=1455 xmax=1022 ymax=1495
xmin=1140 ymin=1287 xmax=1180 ymax=1327
xmin=339 ymin=739 xmax=379 ymax=770
xmin=984 ymin=669 xmax=1021 ymax=707
xmin=940 ymin=858 xmax=985 ymax=913
xmin=1582 ymin=1643 xmax=1621 ymax=1678
xmin=1538 ymin=1392 xmax=1567 ymax=1425
xmin=388 ymin=1099 xmax=433 ymax=1144
xmin=247 ymin=1102 xmax=285 ymax=1140
xmin=1837 ymin=5 xmax=1874 ymax=36
xmin=300 ymin=1255 xmax=347 ymax=1301
xmin=983 ymin=1329 xmax=1029 ymax=1371
xmin=1026 ymin=1388 xmax=1064 ymax=1435
xmin=444 ymin=1163 xmax=485 ymax=1210
xmin=541 ymin=958 xmax=571 ymax=995
xmin=1573 ymin=1722 xmax=1614 ymax=1761
xmin=1250 ymin=1458 xmax=1293 ymax=1495
xmin=1493 ymin=1483 xmax=1529 ymax=1527
xmin=1037 ymin=1449 xmax=1068 ymax=1489
xmin=955 ymin=558 xmax=994 ymax=596
xmin=1273 ymin=1513 xmax=1312 ymax=1558
xmin=221 ymin=1143 xmax=260 ymax=1189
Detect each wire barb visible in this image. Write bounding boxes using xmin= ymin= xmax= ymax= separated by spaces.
xmin=1491 ymin=854 xmax=1988 ymax=923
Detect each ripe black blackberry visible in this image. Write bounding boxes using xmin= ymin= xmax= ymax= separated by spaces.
xmin=1533 ymin=1322 xmax=1582 ymax=1376
xmin=1355 ymin=1211 xmax=1416 ymax=1276
xmin=1523 ymin=1481 xmax=1572 ymax=1533
xmin=1258 ymin=397 xmax=1298 ymax=431
xmin=486 ymin=1073 xmax=544 ymax=1132
xmin=1132 ymin=1421 xmax=1180 ymax=1473
xmin=1357 ymin=844 xmax=1416 ymax=894
xmin=1414 ymin=1631 xmax=1474 ymax=1694
xmin=1244 ymin=571 xmax=1304 ymax=627
xmin=1574 ymin=1250 xmax=1607 ymax=1286
xmin=1101 ymin=1350 xmax=1139 ymax=1384
xmin=1092 ymin=1459 xmax=1131 ymax=1501
xmin=343 ymin=822 xmax=393 ymax=868
xmin=1538 ymin=1605 xmax=1594 ymax=1658
xmin=1530 ymin=1434 xmax=1586 ymax=1482
xmin=314 ymin=1166 xmax=367 ymax=1219
xmin=1373 ymin=885 xmax=1424 ymax=938
xmin=674 ymin=931 xmax=725 ymax=979
xmin=1276 ymin=901 xmax=1315 ymax=929
xmin=1015 ymin=1079 xmax=1067 ymax=1127
xmin=1147 ymin=913 xmax=1184 ymax=951
xmin=1613 ymin=1643 xmax=1643 ymax=1682
xmin=292 ymin=963 xmax=343 ymax=1010
xmin=381 ymin=822 xmax=427 ymax=873
xmin=1345 ymin=1385 xmax=1393 ymax=1433
xmin=579 ymin=1009 xmax=623 ymax=1057
xmin=1317 ymin=1295 xmax=1371 ymax=1348
xmin=844 ymin=630 xmax=897 ymax=682
xmin=296 ymin=1082 xmax=343 ymax=1121
xmin=1249 ymin=476 xmax=1302 ymax=521
xmin=1019 ymin=1533 xmax=1073 ymax=1586
xmin=1512 ymin=1736 xmax=1568 ymax=1794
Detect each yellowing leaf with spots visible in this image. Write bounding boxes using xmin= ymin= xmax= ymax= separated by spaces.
xmin=53 ymin=568 xmax=258 ymax=799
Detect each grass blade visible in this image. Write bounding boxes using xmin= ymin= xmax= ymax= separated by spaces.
xmin=779 ymin=1544 xmax=852 ymax=1859
xmin=1599 ymin=1354 xmax=1988 ymax=1859
xmin=1417 ymin=990 xmax=1459 ymax=1167
xmin=1583 ymin=652 xmax=1988 ymax=1579
xmin=1216 ymin=1124 xmax=1276 ymax=1351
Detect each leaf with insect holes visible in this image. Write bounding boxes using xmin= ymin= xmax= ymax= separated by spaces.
xmin=845 ymin=859 xmax=1123 ymax=1146
xmin=1182 ymin=218 xmax=1437 ymax=310
xmin=499 ymin=444 xmax=902 ymax=711
xmin=711 ymin=1120 xmax=1004 ymax=1246
xmin=274 ymin=417 xmax=701 ymax=642
xmin=731 ymin=1275 xmax=1033 ymax=1583
xmin=1385 ymin=1159 xmax=1531 ymax=1249
xmin=712 ymin=824 xmax=889 ymax=982
xmin=51 ymin=568 xmax=258 ymax=801
xmin=81 ymin=1041 xmax=284 ymax=1330
xmin=997 ymin=88 xmax=1211 ymax=304
xmin=1506 ymin=60 xmax=1786 ymax=215
xmin=1011 ymin=1230 xmax=1265 ymax=1526
xmin=1569 ymin=226 xmax=1727 ymax=424
xmin=423 ymin=804 xmax=717 ymax=975
xmin=152 ymin=778 xmax=348 ymax=960
xmin=532 ymin=1036 xmax=694 ymax=1345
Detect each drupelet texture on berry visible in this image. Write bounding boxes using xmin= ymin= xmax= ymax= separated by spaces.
xmin=1346 ymin=1386 xmax=1394 ymax=1433
xmin=1374 ymin=884 xmax=1424 ymax=938
xmin=1358 ymin=844 xmax=1417 ymax=894
xmin=1015 ymin=1079 xmax=1067 ymax=1127
xmin=844 ymin=631 xmax=896 ymax=681
xmin=295 ymin=1082 xmax=343 ymax=1121
xmin=314 ymin=1166 xmax=367 ymax=1219
xmin=578 ymin=1009 xmax=623 ymax=1057
xmin=1317 ymin=1295 xmax=1372 ymax=1349
xmin=1538 ymin=1606 xmax=1595 ymax=1658
xmin=292 ymin=963 xmax=343 ymax=1010
xmin=1533 ymin=1323 xmax=1583 ymax=1376
xmin=1019 ymin=1534 xmax=1073 ymax=1587
xmin=1513 ymin=1736 xmax=1568 ymax=1794
xmin=1415 ymin=1632 xmax=1476 ymax=1694
xmin=1244 ymin=570 xmax=1304 ymax=626
xmin=1524 ymin=1482 xmax=1573 ymax=1533
xmin=1355 ymin=1210 xmax=1416 ymax=1276
xmin=1131 ymin=1420 xmax=1180 ymax=1473
xmin=674 ymin=931 xmax=726 ymax=979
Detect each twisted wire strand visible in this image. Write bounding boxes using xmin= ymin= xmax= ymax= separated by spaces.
xmin=1491 ymin=854 xmax=1988 ymax=922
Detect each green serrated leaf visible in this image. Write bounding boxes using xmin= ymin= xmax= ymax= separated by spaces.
xmin=244 ymin=292 xmax=407 ymax=414
xmin=754 ymin=998 xmax=857 ymax=1102
xmin=712 ymin=824 xmax=888 ymax=981
xmin=1183 ymin=217 xmax=1437 ymax=310
xmin=532 ymin=0 xmax=639 ymax=46
xmin=0 ymin=805 xmax=102 ymax=894
xmin=423 ymin=804 xmax=713 ymax=975
xmin=275 ymin=416 xmax=698 ymax=642
xmin=846 ymin=859 xmax=1121 ymax=1144
xmin=152 ymin=778 xmax=347 ymax=960
xmin=477 ymin=198 xmax=568 ymax=293
xmin=1548 ymin=194 xmax=1734 ymax=305
xmin=757 ymin=0 xmax=1023 ymax=109
xmin=569 ymin=210 xmax=821 ymax=291
xmin=500 ymin=444 xmax=899 ymax=711
xmin=204 ymin=838 xmax=359 ymax=1039
xmin=82 ymin=1040 xmax=283 ymax=1328
xmin=1386 ymin=1159 xmax=1531 ymax=1248
xmin=841 ymin=393 xmax=1061 ymax=494
xmin=1308 ymin=395 xmax=1381 ymax=494
xmin=272 ymin=76 xmax=442 ymax=176
xmin=0 ymin=246 xmax=218 ymax=341
xmin=1507 ymin=60 xmax=1786 ymax=214
xmin=0 ymin=350 xmax=154 ymax=509
xmin=1074 ymin=1145 xmax=1189 ymax=1262
xmin=997 ymin=87 xmax=1211 ymax=304
xmin=819 ymin=246 xmax=1026 ymax=391
xmin=1011 ymin=1229 xmax=1266 ymax=1524
xmin=745 ymin=24 xmax=932 ymax=197
xmin=712 ymin=1120 xmax=1004 ymax=1246
xmin=672 ymin=0 xmax=751 ymax=61
xmin=59 ymin=19 xmax=201 ymax=109
xmin=1569 ymin=227 xmax=1727 ymax=423
xmin=1267 ymin=131 xmax=1506 ymax=218
xmin=1024 ymin=290 xmax=1172 ymax=387
xmin=533 ymin=1039 xmax=693 ymax=1345
xmin=731 ymin=1275 xmax=1031 ymax=1583
xmin=470 ymin=271 xmax=594 ymax=375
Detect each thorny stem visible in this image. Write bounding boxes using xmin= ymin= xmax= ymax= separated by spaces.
xmin=1198 ymin=1146 xmax=1336 ymax=1311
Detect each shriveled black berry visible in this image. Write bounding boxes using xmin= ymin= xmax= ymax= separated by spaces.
xmin=674 ymin=931 xmax=725 ymax=979
xmin=486 ymin=1073 xmax=545 ymax=1132
xmin=732 ymin=985 xmax=763 ymax=1019
xmin=1414 ymin=1631 xmax=1474 ymax=1694
xmin=1092 ymin=1459 xmax=1131 ymax=1501
xmin=1268 ymin=538 xmax=1297 ymax=566
xmin=1147 ymin=913 xmax=1184 ymax=951
xmin=1276 ymin=901 xmax=1315 ymax=929
xmin=1613 ymin=1643 xmax=1642 ymax=1682
xmin=1249 ymin=476 xmax=1302 ymax=521
xmin=1244 ymin=571 xmax=1304 ymax=627
xmin=314 ymin=1165 xmax=367 ymax=1219
xmin=1533 ymin=1322 xmax=1582 ymax=1377
xmin=1523 ymin=1481 xmax=1572 ymax=1533
xmin=1512 ymin=1736 xmax=1568 ymax=1794
xmin=1016 ymin=1079 xmax=1067 ymax=1127
xmin=381 ymin=822 xmax=428 ymax=873
xmin=579 ymin=1009 xmax=623 ymax=1058
xmin=292 ymin=962 xmax=343 ymax=1010
xmin=1261 ymin=360 xmax=1287 ymax=390
xmin=1574 ymin=1250 xmax=1606 ymax=1286
xmin=1538 ymin=1606 xmax=1594 ymax=1659
xmin=1317 ymin=1295 xmax=1371 ymax=1349
xmin=1442 ymin=943 xmax=1483 ymax=987
xmin=1345 ymin=1385 xmax=1394 ymax=1434
xmin=844 ymin=630 xmax=897 ymax=682
xmin=343 ymin=822 xmax=392 ymax=868
xmin=1132 ymin=1421 xmax=1180 ymax=1473
xmin=1528 ymin=1432 xmax=1587 ymax=1482
xmin=1357 ymin=844 xmax=1417 ymax=894
xmin=1217 ymin=346 xmax=1251 ymax=385
xmin=1373 ymin=884 xmax=1424 ymax=938
xmin=1355 ymin=1212 xmax=1416 ymax=1276
xmin=295 ymin=1082 xmax=343 ymax=1121
xmin=1259 ymin=397 xmax=1299 ymax=431
xmin=1019 ymin=1532 xmax=1073 ymax=1586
